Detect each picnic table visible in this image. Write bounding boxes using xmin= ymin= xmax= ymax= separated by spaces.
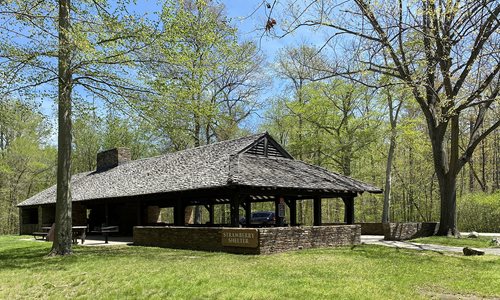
xmin=32 ymin=225 xmax=87 ymax=244
xmin=32 ymin=226 xmax=53 ymax=241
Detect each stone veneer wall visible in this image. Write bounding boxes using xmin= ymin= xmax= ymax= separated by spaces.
xmin=383 ymin=222 xmax=439 ymax=241
xmin=133 ymin=225 xmax=361 ymax=254
xmin=258 ymin=225 xmax=360 ymax=254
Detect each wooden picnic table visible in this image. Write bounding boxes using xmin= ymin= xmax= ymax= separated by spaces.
xmin=32 ymin=225 xmax=53 ymax=240
xmin=33 ymin=225 xmax=87 ymax=244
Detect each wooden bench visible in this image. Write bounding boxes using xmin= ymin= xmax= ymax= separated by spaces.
xmin=32 ymin=232 xmax=48 ymax=240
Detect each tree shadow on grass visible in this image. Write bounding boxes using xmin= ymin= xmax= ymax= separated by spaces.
xmin=0 ymin=240 xmax=101 ymax=271
xmin=71 ymin=244 xmax=229 ymax=265
xmin=0 ymin=245 xmax=57 ymax=270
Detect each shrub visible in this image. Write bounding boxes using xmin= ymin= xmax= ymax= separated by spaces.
xmin=457 ymin=192 xmax=500 ymax=233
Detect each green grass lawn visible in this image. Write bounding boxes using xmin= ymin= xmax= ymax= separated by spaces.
xmin=411 ymin=236 xmax=499 ymax=248
xmin=1 ymin=236 xmax=499 ymax=299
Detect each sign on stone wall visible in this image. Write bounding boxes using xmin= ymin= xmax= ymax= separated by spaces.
xmin=221 ymin=229 xmax=259 ymax=248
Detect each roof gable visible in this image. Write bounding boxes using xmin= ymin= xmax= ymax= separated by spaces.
xmin=240 ymin=133 xmax=293 ymax=159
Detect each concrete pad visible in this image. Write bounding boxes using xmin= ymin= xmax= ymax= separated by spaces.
xmin=78 ymin=235 xmax=133 ymax=246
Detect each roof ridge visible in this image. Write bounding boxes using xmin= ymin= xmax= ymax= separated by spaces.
xmin=108 ymin=132 xmax=267 ymax=167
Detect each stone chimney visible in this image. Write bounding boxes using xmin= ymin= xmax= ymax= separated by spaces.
xmin=96 ymin=147 xmax=131 ymax=172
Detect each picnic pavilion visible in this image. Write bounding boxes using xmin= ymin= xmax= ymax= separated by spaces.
xmin=18 ymin=132 xmax=382 ymax=253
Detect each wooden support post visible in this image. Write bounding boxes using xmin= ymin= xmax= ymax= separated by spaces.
xmin=245 ymin=198 xmax=252 ymax=227
xmin=173 ymin=199 xmax=185 ymax=226
xmin=342 ymin=196 xmax=355 ymax=224
xmin=105 ymin=201 xmax=109 ymax=226
xmin=274 ymin=197 xmax=279 ymax=227
xmin=208 ymin=204 xmax=214 ymax=225
xmin=275 ymin=196 xmax=285 ymax=227
xmin=137 ymin=200 xmax=142 ymax=226
xmin=313 ymin=196 xmax=322 ymax=226
xmin=19 ymin=208 xmax=23 ymax=235
xmin=37 ymin=205 xmax=43 ymax=231
xmin=288 ymin=198 xmax=297 ymax=226
xmin=230 ymin=194 xmax=241 ymax=227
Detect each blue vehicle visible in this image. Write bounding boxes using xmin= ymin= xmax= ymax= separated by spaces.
xmin=240 ymin=211 xmax=285 ymax=226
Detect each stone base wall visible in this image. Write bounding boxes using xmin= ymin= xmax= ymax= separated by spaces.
xmin=383 ymin=222 xmax=439 ymax=241
xmin=133 ymin=225 xmax=361 ymax=254
xmin=134 ymin=226 xmax=253 ymax=254
xmin=258 ymin=225 xmax=360 ymax=254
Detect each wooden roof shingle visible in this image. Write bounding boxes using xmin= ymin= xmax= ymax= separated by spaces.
xmin=18 ymin=132 xmax=381 ymax=207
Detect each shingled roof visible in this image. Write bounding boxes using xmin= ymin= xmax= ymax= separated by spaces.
xmin=18 ymin=132 xmax=381 ymax=207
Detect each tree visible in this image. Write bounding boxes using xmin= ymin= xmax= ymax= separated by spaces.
xmin=52 ymin=0 xmax=73 ymax=255
xmin=381 ymin=84 xmax=403 ymax=223
xmin=275 ymin=44 xmax=333 ymax=160
xmin=139 ymin=0 xmax=265 ymax=151
xmin=0 ymin=0 xmax=153 ymax=254
xmin=279 ymin=0 xmax=500 ymax=235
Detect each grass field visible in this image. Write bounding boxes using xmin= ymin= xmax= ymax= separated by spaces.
xmin=0 ymin=236 xmax=499 ymax=299
xmin=411 ymin=236 xmax=499 ymax=248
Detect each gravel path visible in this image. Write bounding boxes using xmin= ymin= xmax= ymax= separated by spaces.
xmin=361 ymin=235 xmax=500 ymax=256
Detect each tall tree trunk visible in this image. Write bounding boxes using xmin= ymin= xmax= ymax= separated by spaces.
xmin=481 ymin=137 xmax=487 ymax=192
xmin=382 ymin=127 xmax=396 ymax=223
xmin=185 ymin=114 xmax=201 ymax=225
xmin=468 ymin=118 xmax=474 ymax=192
xmin=51 ymin=0 xmax=73 ymax=256
xmin=433 ymin=115 xmax=460 ymax=236
xmin=437 ymin=171 xmax=458 ymax=236
xmin=382 ymin=91 xmax=400 ymax=223
xmin=495 ymin=131 xmax=500 ymax=191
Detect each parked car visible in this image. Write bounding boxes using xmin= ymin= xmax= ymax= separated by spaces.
xmin=239 ymin=211 xmax=286 ymax=226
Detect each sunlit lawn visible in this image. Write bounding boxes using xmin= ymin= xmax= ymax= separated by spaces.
xmin=0 ymin=235 xmax=499 ymax=299
xmin=411 ymin=236 xmax=499 ymax=248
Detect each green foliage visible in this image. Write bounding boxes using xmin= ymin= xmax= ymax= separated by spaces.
xmin=0 ymin=100 xmax=56 ymax=234
xmin=1 ymin=236 xmax=500 ymax=299
xmin=266 ymin=79 xmax=382 ymax=175
xmin=72 ymin=108 xmax=162 ymax=173
xmin=138 ymin=0 xmax=265 ymax=148
xmin=457 ymin=193 xmax=500 ymax=233
xmin=264 ymin=76 xmax=387 ymax=223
